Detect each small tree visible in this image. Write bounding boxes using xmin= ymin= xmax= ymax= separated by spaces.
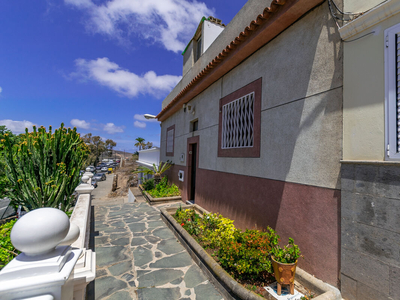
xmin=105 ymin=139 xmax=117 ymax=156
xmin=82 ymin=133 xmax=106 ymax=165
xmin=134 ymin=137 xmax=146 ymax=151
xmin=1 ymin=124 xmax=88 ymax=212
xmin=143 ymin=141 xmax=153 ymax=150
xmin=134 ymin=161 xmax=172 ymax=185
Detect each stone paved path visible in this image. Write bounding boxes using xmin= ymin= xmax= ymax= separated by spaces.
xmin=93 ymin=200 xmax=224 ymax=300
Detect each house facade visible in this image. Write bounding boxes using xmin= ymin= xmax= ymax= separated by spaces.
xmin=340 ymin=1 xmax=400 ymax=299
xmin=158 ymin=0 xmax=342 ymax=287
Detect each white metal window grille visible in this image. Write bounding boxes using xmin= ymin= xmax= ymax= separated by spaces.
xmin=167 ymin=128 xmax=174 ymax=153
xmin=221 ymin=92 xmax=254 ymax=149
xmin=385 ymin=23 xmax=400 ymax=159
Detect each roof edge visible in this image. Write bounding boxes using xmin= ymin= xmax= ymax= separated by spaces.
xmin=158 ymin=0 xmax=325 ymax=122
xmin=181 ymin=16 xmax=207 ymax=56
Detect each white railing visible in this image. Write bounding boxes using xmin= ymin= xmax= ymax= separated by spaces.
xmin=0 ymin=168 xmax=96 ymax=300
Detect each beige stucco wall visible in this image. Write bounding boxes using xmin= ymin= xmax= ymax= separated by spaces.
xmin=342 ymin=4 xmax=400 ymax=160
xmin=161 ymin=2 xmax=343 ymax=190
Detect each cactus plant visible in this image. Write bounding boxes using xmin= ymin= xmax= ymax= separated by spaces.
xmin=1 ymin=123 xmax=88 ymax=212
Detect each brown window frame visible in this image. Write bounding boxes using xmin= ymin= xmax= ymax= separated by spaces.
xmin=218 ymin=78 xmax=261 ymax=158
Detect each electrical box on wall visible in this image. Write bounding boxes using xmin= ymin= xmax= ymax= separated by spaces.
xmin=178 ymin=170 xmax=184 ymax=182
xmin=180 ymin=153 xmax=185 ymax=162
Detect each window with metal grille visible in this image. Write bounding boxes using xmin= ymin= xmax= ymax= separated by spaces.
xmin=221 ymin=92 xmax=254 ymax=149
xmin=166 ymin=125 xmax=175 ymax=156
xmin=385 ymin=23 xmax=400 ymax=160
xmin=218 ymin=78 xmax=261 ymax=158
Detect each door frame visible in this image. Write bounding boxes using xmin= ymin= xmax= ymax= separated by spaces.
xmin=186 ymin=136 xmax=199 ymax=202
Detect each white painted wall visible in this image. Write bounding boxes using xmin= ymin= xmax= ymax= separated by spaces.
xmin=341 ymin=1 xmax=400 ymax=160
xmin=137 ymin=147 xmax=160 ymax=166
xmin=202 ymin=20 xmax=224 ymax=54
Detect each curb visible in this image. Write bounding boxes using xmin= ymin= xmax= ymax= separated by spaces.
xmin=160 ymin=205 xmax=342 ymax=300
xmin=138 ymin=185 xmax=182 ymax=205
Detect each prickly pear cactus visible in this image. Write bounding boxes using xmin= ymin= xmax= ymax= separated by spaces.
xmin=1 ymin=123 xmax=88 ymax=212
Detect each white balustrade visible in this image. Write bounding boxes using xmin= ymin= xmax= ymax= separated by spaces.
xmin=0 ymin=178 xmax=96 ymax=300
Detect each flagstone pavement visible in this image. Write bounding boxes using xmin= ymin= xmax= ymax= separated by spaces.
xmin=91 ymin=195 xmax=224 ymax=300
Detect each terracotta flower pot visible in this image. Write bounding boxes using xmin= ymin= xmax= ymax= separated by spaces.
xmin=271 ymin=256 xmax=298 ymax=295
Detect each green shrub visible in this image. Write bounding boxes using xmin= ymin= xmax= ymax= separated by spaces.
xmin=199 ymin=213 xmax=237 ymax=249
xmin=218 ymin=229 xmax=277 ymax=279
xmin=172 ymin=208 xmax=299 ymax=281
xmin=0 ymin=219 xmax=19 ymax=269
xmin=142 ymin=178 xmax=155 ymax=191
xmin=174 ymin=207 xmax=201 ymax=236
xmin=147 ymin=176 xmax=180 ymax=198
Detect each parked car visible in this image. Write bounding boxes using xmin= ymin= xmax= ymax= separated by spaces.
xmin=101 ymin=167 xmax=108 ymax=172
xmin=93 ymin=173 xmax=106 ymax=181
xmin=96 ymin=166 xmax=102 ymax=170
xmin=91 ymin=180 xmax=97 ymax=188
xmin=87 ymin=166 xmax=95 ymax=172
xmin=116 ymin=160 xmax=120 ymax=163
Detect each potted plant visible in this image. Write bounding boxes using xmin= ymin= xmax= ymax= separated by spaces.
xmin=270 ymin=237 xmax=302 ymax=295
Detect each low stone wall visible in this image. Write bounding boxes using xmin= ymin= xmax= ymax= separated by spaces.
xmin=139 ymin=184 xmax=182 ymax=205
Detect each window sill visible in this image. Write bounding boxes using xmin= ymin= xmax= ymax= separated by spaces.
xmin=340 ymin=159 xmax=400 ymax=166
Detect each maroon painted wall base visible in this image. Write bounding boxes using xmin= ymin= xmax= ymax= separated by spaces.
xmin=165 ymin=165 xmax=340 ymax=287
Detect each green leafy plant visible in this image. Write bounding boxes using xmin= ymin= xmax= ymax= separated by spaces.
xmin=0 ymin=219 xmax=19 ymax=269
xmin=147 ymin=176 xmax=180 ymax=198
xmin=218 ymin=229 xmax=276 ymax=279
xmin=0 ymin=126 xmax=20 ymax=199
xmin=173 ymin=208 xmax=280 ymax=280
xmin=1 ymin=124 xmax=88 ymax=212
xmin=142 ymin=178 xmax=155 ymax=191
xmin=199 ymin=213 xmax=237 ymax=249
xmin=134 ymin=161 xmax=172 ymax=185
xmin=174 ymin=208 xmax=201 ymax=236
xmin=271 ymin=237 xmax=302 ymax=264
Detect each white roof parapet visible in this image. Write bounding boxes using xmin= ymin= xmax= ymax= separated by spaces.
xmin=136 ymin=161 xmax=156 ymax=168
xmin=138 ymin=147 xmax=160 ymax=153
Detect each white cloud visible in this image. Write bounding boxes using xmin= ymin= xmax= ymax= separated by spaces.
xmin=134 ymin=120 xmax=146 ymax=128
xmin=0 ymin=87 xmax=2 ymax=93
xmin=72 ymin=57 xmax=181 ymax=98
xmin=134 ymin=114 xmax=158 ymax=122
xmin=0 ymin=119 xmax=36 ymax=134
xmin=64 ymin=0 xmax=214 ymax=52
xmin=71 ymin=118 xmax=91 ymax=129
xmin=103 ymin=122 xmax=124 ymax=134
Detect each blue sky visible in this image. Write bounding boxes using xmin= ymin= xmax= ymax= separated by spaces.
xmin=0 ymin=0 xmax=246 ymax=152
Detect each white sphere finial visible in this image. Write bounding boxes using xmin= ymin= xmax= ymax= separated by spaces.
xmin=81 ymin=175 xmax=89 ymax=183
xmin=10 ymin=208 xmax=70 ymax=256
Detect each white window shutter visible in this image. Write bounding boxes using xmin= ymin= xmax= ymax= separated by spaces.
xmin=385 ymin=24 xmax=400 ymax=160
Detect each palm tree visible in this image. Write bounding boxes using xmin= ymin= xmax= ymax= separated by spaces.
xmin=134 ymin=161 xmax=172 ymax=185
xmin=134 ymin=137 xmax=146 ymax=151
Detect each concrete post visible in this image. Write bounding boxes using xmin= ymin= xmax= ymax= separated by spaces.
xmin=0 ymin=208 xmax=82 ymax=300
